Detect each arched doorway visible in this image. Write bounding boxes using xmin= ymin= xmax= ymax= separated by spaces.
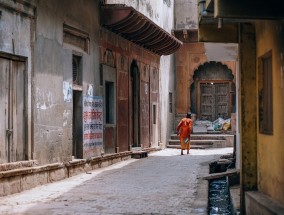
xmin=131 ymin=61 xmax=140 ymax=147
xmin=190 ymin=61 xmax=236 ymax=121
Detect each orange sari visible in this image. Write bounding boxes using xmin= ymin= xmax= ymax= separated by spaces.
xmin=176 ymin=118 xmax=193 ymax=150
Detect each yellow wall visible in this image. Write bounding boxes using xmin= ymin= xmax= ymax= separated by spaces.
xmin=256 ymin=20 xmax=284 ymax=204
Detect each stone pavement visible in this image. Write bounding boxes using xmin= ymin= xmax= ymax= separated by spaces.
xmin=0 ymin=148 xmax=233 ymax=215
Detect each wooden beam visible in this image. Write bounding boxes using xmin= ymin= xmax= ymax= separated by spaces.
xmin=215 ymin=0 xmax=284 ymax=20
xmin=205 ymin=0 xmax=214 ymax=12
xmin=239 ymin=23 xmax=257 ymax=214
xmin=198 ymin=24 xmax=238 ymax=43
xmin=201 ymin=169 xmax=240 ymax=180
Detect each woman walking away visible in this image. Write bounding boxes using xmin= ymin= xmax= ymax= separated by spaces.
xmin=176 ymin=112 xmax=193 ymax=155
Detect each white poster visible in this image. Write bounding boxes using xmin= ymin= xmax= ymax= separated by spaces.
xmin=63 ymin=81 xmax=72 ymax=102
xmin=83 ymin=96 xmax=103 ymax=157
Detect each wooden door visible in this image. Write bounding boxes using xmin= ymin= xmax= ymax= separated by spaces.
xmin=199 ymin=82 xmax=230 ymax=121
xmin=73 ymin=90 xmax=83 ymax=159
xmin=200 ymin=83 xmax=215 ymax=121
xmin=0 ymin=58 xmax=9 ymax=163
xmin=151 ymin=103 xmax=158 ymax=147
xmin=215 ymin=83 xmax=230 ymax=119
xmin=0 ymin=58 xmax=26 ymax=162
xmin=131 ymin=64 xmax=140 ymax=148
xmin=102 ymin=65 xmax=116 ymax=154
xmin=150 ymin=68 xmax=159 ymax=148
xmin=12 ymin=61 xmax=26 ymax=161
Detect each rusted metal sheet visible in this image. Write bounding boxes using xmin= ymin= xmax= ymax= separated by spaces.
xmin=140 ymin=80 xmax=150 ymax=148
xmin=117 ymin=98 xmax=128 ymax=152
xmin=100 ymin=4 xmax=183 ymax=56
xmin=104 ymin=126 xmax=116 ymax=154
xmin=117 ymin=97 xmax=128 ymax=122
xmin=117 ymin=125 xmax=128 ymax=152
xmin=117 ymin=72 xmax=128 ymax=98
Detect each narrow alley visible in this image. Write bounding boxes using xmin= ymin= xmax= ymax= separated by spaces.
xmin=0 ymin=148 xmax=232 ymax=215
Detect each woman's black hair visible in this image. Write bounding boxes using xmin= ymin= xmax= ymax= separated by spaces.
xmin=186 ymin=112 xmax=191 ymax=118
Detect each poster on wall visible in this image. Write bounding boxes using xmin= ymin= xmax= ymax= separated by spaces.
xmin=63 ymin=81 xmax=72 ymax=102
xmin=83 ymin=96 xmax=103 ymax=158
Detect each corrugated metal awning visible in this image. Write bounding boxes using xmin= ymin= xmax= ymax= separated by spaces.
xmin=100 ymin=4 xmax=183 ymax=56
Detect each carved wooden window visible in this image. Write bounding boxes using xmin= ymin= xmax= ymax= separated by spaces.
xmin=259 ymin=51 xmax=273 ymax=134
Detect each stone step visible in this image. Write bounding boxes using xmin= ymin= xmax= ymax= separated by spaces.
xmin=170 ymin=134 xmax=233 ymax=140
xmin=168 ymin=139 xmax=225 ymax=145
xmin=166 ymin=145 xmax=212 ymax=149
xmin=131 ymin=151 xmax=148 ymax=159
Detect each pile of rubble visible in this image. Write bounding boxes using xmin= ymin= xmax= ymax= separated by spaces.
xmin=193 ymin=118 xmax=232 ymax=133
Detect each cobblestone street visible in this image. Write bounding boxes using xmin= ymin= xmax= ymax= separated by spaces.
xmin=0 ymin=148 xmax=233 ymax=215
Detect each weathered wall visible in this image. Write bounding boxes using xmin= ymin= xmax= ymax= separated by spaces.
xmin=104 ymin=0 xmax=176 ymax=147
xmin=100 ymin=28 xmax=160 ymax=150
xmin=0 ymin=4 xmax=33 ymax=57
xmin=0 ymin=0 xmax=35 ymax=160
xmin=0 ymin=0 xmax=177 ymax=164
xmin=175 ymin=42 xmax=237 ymax=116
xmin=255 ymin=20 xmax=284 ymax=204
xmin=159 ymin=1 xmax=176 ymax=147
xmin=105 ymin=0 xmax=168 ymax=27
xmin=239 ymin=23 xmax=257 ymax=214
xmin=33 ymin=0 xmax=100 ymax=164
xmin=174 ymin=0 xmax=198 ymax=29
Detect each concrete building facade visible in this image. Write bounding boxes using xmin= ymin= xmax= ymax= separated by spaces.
xmin=0 ymin=0 xmax=181 ymax=196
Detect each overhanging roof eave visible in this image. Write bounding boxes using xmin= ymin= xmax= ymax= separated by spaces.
xmin=100 ymin=4 xmax=183 ymax=56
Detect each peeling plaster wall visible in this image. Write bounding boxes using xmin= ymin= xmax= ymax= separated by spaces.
xmin=105 ymin=0 xmax=169 ymax=26
xmin=34 ymin=0 xmax=100 ymax=164
xmin=256 ymin=20 xmax=284 ymax=204
xmin=159 ymin=2 xmax=175 ymax=148
xmin=174 ymin=0 xmax=198 ymax=29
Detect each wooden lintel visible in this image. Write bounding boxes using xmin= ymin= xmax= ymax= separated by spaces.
xmin=201 ymin=169 xmax=240 ymax=180
xmin=0 ymin=0 xmax=35 ymax=18
xmin=205 ymin=0 xmax=214 ymax=12
xmin=198 ymin=24 xmax=238 ymax=43
xmin=215 ymin=0 xmax=284 ymax=20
